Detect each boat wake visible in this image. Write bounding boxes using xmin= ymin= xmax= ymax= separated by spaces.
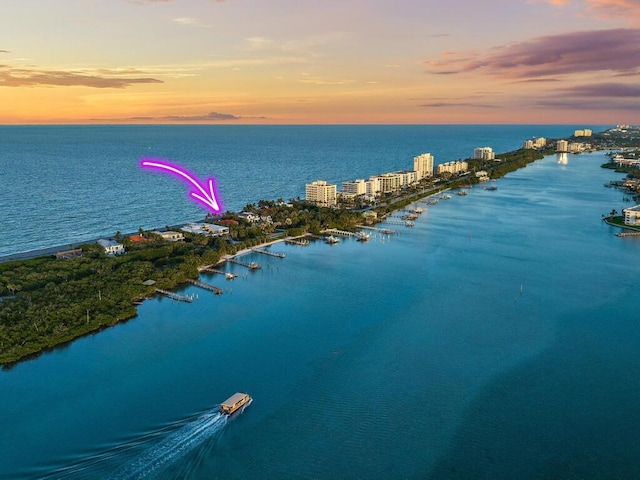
xmin=107 ymin=408 xmax=228 ymax=480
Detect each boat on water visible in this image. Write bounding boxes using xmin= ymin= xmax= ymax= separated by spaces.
xmin=456 ymin=190 xmax=468 ymax=196
xmin=484 ymin=185 xmax=498 ymax=191
xmin=356 ymin=232 xmax=371 ymax=242
xmin=439 ymin=194 xmax=452 ymax=200
xmin=326 ymin=235 xmax=340 ymax=244
xmin=220 ymin=392 xmax=252 ymax=416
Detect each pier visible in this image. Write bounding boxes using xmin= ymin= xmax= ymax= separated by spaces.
xmin=155 ymin=288 xmax=193 ymax=303
xmin=200 ymin=267 xmax=238 ymax=280
xmin=616 ymin=231 xmax=640 ymax=237
xmin=357 ymin=225 xmax=396 ymax=235
xmin=186 ymin=278 xmax=223 ymax=295
xmin=252 ymin=248 xmax=285 ymax=258
xmin=323 ymin=228 xmax=357 ymax=238
xmin=285 ymin=238 xmax=309 ymax=246
xmin=228 ymin=258 xmax=262 ymax=270
xmin=384 ymin=219 xmax=415 ymax=227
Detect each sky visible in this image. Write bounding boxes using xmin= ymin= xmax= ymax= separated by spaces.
xmin=0 ymin=0 xmax=639 ymax=124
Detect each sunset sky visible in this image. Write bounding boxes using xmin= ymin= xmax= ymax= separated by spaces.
xmin=1 ymin=0 xmax=639 ymax=124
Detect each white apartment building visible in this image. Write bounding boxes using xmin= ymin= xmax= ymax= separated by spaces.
xmin=365 ymin=177 xmax=381 ymax=198
xmin=437 ymin=161 xmax=468 ymax=175
xmin=375 ymin=173 xmax=403 ymax=194
xmin=474 ymin=147 xmax=495 ymax=160
xmin=523 ymin=139 xmax=534 ymax=149
xmin=556 ymin=140 xmax=569 ymax=152
xmin=305 ymin=180 xmax=337 ymax=207
xmin=396 ymin=170 xmax=418 ymax=188
xmin=413 ymin=153 xmax=434 ymax=180
xmin=623 ymin=205 xmax=640 ymax=226
xmin=342 ymin=179 xmax=367 ymax=196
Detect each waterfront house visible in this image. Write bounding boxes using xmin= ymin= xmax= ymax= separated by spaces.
xmin=623 ymin=205 xmax=640 ymax=226
xmin=97 ymin=239 xmax=125 ymax=256
xmin=157 ymin=231 xmax=185 ymax=242
xmin=181 ymin=223 xmax=230 ymax=237
xmin=129 ymin=234 xmax=151 ymax=244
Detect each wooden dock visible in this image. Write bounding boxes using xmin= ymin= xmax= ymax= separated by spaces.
xmin=155 ymin=288 xmax=193 ymax=303
xmin=228 ymin=258 xmax=262 ymax=270
xmin=384 ymin=219 xmax=414 ymax=227
xmin=252 ymin=248 xmax=285 ymax=258
xmin=186 ymin=278 xmax=223 ymax=294
xmin=357 ymin=225 xmax=396 ymax=235
xmin=200 ymin=267 xmax=238 ymax=279
xmin=323 ymin=228 xmax=356 ymax=238
xmin=285 ymin=238 xmax=309 ymax=246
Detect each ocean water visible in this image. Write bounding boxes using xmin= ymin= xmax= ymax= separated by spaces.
xmin=0 ymin=124 xmax=597 ymax=256
xmin=2 ymin=126 xmax=640 ymax=479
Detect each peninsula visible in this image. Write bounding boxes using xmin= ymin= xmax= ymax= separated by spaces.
xmin=1 ymin=126 xmax=636 ymax=366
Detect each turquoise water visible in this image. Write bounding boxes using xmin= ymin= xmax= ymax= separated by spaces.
xmin=2 ymin=127 xmax=640 ymax=478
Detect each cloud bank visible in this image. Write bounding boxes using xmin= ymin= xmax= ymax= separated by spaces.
xmin=427 ymin=29 xmax=640 ymax=79
xmin=0 ymin=66 xmax=163 ymax=88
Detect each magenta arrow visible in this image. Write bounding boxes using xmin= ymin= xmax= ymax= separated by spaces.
xmin=140 ymin=159 xmax=222 ymax=213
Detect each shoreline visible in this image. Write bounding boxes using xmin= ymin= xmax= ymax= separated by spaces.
xmin=0 ymin=149 xmax=616 ymax=365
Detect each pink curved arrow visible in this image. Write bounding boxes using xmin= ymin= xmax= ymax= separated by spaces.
xmin=140 ymin=159 xmax=222 ymax=213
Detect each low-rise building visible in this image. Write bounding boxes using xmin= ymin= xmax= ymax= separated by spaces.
xmin=181 ymin=223 xmax=230 ymax=237
xmin=157 ymin=231 xmax=185 ymax=242
xmin=97 ymin=239 xmax=125 ymax=255
xmin=623 ymin=205 xmax=640 ymax=225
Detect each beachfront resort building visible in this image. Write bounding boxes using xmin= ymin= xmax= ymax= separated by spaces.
xmin=556 ymin=140 xmax=569 ymax=152
xmin=623 ymin=205 xmax=640 ymax=226
xmin=97 ymin=239 xmax=125 ymax=256
xmin=306 ymin=180 xmax=337 ymax=207
xmin=342 ymin=179 xmax=367 ymax=196
xmin=437 ymin=161 xmax=468 ymax=175
xmin=523 ymin=139 xmax=534 ymax=149
xmin=413 ymin=153 xmax=434 ymax=180
xmin=474 ymin=147 xmax=495 ymax=161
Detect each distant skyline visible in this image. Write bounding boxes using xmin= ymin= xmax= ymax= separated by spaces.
xmin=1 ymin=0 xmax=639 ymax=124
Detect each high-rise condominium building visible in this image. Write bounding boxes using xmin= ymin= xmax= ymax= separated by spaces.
xmin=305 ymin=180 xmax=337 ymax=207
xmin=413 ymin=153 xmax=434 ymax=180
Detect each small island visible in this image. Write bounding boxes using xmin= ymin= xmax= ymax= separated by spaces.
xmin=1 ymin=126 xmax=637 ymax=366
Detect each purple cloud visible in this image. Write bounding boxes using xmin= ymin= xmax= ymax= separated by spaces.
xmin=420 ymin=102 xmax=498 ymax=109
xmin=427 ymin=29 xmax=640 ymax=79
xmin=559 ymin=82 xmax=640 ymax=97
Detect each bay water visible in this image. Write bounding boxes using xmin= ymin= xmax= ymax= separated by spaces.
xmin=2 ymin=126 xmax=640 ymax=479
